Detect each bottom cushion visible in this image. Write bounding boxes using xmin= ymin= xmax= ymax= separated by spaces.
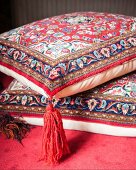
xmin=0 ymin=71 xmax=136 ymax=136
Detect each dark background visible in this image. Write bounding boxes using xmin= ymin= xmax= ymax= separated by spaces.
xmin=0 ymin=0 xmax=12 ymax=33
xmin=0 ymin=0 xmax=136 ymax=34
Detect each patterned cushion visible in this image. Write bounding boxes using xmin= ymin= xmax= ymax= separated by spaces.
xmin=0 ymin=12 xmax=136 ymax=98
xmin=0 ymin=71 xmax=136 ymax=136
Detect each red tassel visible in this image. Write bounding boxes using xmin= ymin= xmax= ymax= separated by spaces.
xmin=41 ymin=103 xmax=70 ymax=165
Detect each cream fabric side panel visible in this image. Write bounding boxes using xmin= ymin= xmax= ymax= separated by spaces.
xmin=23 ymin=117 xmax=136 ymax=137
xmin=0 ymin=65 xmax=48 ymax=97
xmin=56 ymin=59 xmax=136 ymax=98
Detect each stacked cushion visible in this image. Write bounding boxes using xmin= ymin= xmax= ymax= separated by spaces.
xmin=0 ymin=71 xmax=136 ymax=136
xmin=0 ymin=12 xmax=136 ymax=98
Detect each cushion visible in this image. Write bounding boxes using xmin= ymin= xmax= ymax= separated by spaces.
xmin=0 ymin=71 xmax=136 ymax=136
xmin=0 ymin=12 xmax=136 ymax=98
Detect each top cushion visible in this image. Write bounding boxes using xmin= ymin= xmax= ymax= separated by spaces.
xmin=0 ymin=12 xmax=136 ymax=98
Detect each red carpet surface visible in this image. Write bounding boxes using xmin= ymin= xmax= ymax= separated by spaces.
xmin=0 ymin=126 xmax=136 ymax=170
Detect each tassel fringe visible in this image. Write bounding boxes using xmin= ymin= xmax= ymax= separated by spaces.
xmin=0 ymin=113 xmax=31 ymax=144
xmin=41 ymin=103 xmax=70 ymax=165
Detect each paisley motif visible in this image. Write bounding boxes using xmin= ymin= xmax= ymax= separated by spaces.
xmin=0 ymin=12 xmax=136 ymax=97
xmin=0 ymin=72 xmax=136 ymax=126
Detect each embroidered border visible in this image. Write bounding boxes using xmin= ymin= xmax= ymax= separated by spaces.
xmin=0 ymin=31 xmax=136 ymax=96
xmin=0 ymin=90 xmax=136 ymax=126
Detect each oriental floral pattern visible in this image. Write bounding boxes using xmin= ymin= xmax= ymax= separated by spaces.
xmin=0 ymin=72 xmax=136 ymax=126
xmin=0 ymin=12 xmax=136 ymax=97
